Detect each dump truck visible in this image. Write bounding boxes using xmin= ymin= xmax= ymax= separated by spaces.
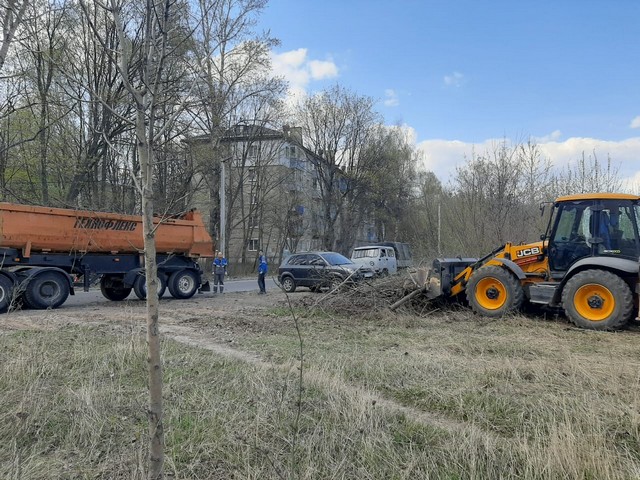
xmin=0 ymin=202 xmax=214 ymax=312
xmin=419 ymin=193 xmax=640 ymax=330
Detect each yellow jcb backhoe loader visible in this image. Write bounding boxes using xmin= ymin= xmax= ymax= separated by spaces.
xmin=425 ymin=193 xmax=640 ymax=330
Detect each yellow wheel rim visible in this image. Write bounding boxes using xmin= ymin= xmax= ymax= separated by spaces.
xmin=573 ymin=283 xmax=615 ymax=322
xmin=475 ymin=277 xmax=507 ymax=310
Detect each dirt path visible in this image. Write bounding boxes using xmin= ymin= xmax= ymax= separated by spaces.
xmin=0 ymin=290 xmax=504 ymax=444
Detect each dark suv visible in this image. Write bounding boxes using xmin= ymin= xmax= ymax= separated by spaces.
xmin=278 ymin=251 xmax=373 ymax=293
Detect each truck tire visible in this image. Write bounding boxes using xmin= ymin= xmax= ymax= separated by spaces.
xmin=281 ymin=276 xmax=296 ymax=293
xmin=466 ymin=266 xmax=523 ymax=317
xmin=561 ymin=270 xmax=633 ymax=330
xmin=0 ymin=275 xmax=15 ymax=313
xmin=23 ymin=271 xmax=70 ymax=309
xmin=100 ymin=276 xmax=132 ymax=301
xmin=133 ymin=274 xmax=167 ymax=300
xmin=168 ymin=269 xmax=199 ymax=299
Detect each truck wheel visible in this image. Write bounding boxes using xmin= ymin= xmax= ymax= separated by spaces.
xmin=100 ymin=276 xmax=132 ymax=301
xmin=168 ymin=270 xmax=199 ymax=299
xmin=466 ymin=266 xmax=523 ymax=317
xmin=561 ymin=270 xmax=633 ymax=330
xmin=281 ymin=276 xmax=296 ymax=293
xmin=0 ymin=275 xmax=15 ymax=313
xmin=133 ymin=274 xmax=167 ymax=300
xmin=23 ymin=271 xmax=70 ymax=309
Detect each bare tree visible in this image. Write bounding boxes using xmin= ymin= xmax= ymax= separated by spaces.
xmin=354 ymin=124 xmax=417 ymax=246
xmin=189 ymin=0 xmax=284 ymax=250
xmin=18 ymin=0 xmax=69 ymax=204
xmin=552 ymin=150 xmax=622 ymax=195
xmin=0 ymin=0 xmax=29 ymax=72
xmin=61 ymin=1 xmax=134 ymax=209
xmin=293 ymin=84 xmax=380 ymax=252
xmin=444 ymin=139 xmax=555 ymax=256
xmin=78 ymin=0 xmax=196 ymax=477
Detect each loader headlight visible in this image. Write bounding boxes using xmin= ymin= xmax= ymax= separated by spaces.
xmin=369 ymin=261 xmax=375 ymax=266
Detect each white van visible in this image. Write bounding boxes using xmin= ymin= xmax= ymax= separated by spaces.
xmin=350 ymin=246 xmax=397 ymax=276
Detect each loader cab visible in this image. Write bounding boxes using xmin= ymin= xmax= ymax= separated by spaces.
xmin=547 ymin=195 xmax=640 ymax=276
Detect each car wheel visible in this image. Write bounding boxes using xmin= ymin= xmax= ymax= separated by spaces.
xmin=281 ymin=276 xmax=296 ymax=293
xmin=329 ymin=277 xmax=343 ymax=292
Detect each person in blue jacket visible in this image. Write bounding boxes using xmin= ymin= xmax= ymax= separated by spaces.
xmin=212 ymin=251 xmax=228 ymax=293
xmin=257 ymin=250 xmax=267 ymax=294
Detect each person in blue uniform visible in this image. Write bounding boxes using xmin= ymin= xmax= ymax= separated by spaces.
xmin=257 ymin=251 xmax=267 ymax=294
xmin=212 ymin=251 xmax=228 ymax=293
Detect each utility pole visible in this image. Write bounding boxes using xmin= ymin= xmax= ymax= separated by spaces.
xmin=219 ymin=157 xmax=227 ymax=256
xmin=437 ymin=201 xmax=441 ymax=256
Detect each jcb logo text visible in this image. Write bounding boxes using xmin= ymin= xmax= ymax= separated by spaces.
xmin=516 ymin=247 xmax=541 ymax=258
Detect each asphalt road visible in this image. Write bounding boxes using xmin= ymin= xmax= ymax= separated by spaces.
xmin=63 ymin=277 xmax=280 ymax=308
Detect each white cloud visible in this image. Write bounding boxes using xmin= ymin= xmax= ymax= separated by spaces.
xmin=270 ymin=48 xmax=339 ymax=100
xmin=383 ymin=89 xmax=399 ymax=107
xmin=443 ymin=71 xmax=464 ymax=87
xmin=308 ymin=59 xmax=338 ymax=80
xmin=416 ymin=136 xmax=640 ymax=190
xmin=532 ymin=129 xmax=562 ymax=143
xmin=417 ymin=139 xmax=474 ymax=180
xmin=630 ymin=116 xmax=640 ymax=129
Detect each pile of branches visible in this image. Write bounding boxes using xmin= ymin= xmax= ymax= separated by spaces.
xmin=293 ymin=271 xmax=443 ymax=318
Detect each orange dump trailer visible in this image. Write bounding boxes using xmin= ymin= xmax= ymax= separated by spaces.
xmin=0 ymin=202 xmax=214 ymax=257
xmin=0 ymin=202 xmax=215 ymax=313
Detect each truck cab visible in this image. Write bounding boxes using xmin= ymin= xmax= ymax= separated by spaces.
xmin=351 ymin=245 xmax=398 ymax=276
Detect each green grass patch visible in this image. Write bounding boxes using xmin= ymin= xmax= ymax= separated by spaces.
xmin=2 ymin=309 xmax=640 ymax=479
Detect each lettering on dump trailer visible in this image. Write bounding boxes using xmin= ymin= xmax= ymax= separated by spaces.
xmin=73 ymin=217 xmax=138 ymax=231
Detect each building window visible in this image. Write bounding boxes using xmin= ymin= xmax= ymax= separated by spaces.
xmin=251 ymin=194 xmax=258 ymax=205
xmin=287 ymin=145 xmax=297 ymax=159
xmin=248 ymin=239 xmax=259 ymax=251
xmin=248 ymin=145 xmax=257 ymax=157
xmin=247 ymin=168 xmax=256 ymax=183
xmin=248 ymin=214 xmax=259 ymax=228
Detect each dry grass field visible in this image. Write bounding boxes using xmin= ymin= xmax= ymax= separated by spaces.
xmin=1 ymin=279 xmax=639 ymax=479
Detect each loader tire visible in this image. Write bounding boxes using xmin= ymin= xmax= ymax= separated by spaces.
xmin=561 ymin=270 xmax=633 ymax=330
xmin=466 ymin=266 xmax=523 ymax=317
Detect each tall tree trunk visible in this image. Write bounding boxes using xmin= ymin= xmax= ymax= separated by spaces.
xmin=137 ymin=107 xmax=164 ymax=479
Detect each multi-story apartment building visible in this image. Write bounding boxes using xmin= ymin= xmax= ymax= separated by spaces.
xmin=188 ymin=124 xmax=330 ymax=273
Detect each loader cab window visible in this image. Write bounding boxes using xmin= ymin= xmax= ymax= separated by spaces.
xmin=549 ymin=202 xmax=594 ymax=272
xmin=549 ymin=200 xmax=640 ymax=272
xmin=600 ymin=201 xmax=638 ymax=257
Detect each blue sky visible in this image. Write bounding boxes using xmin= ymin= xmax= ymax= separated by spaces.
xmin=258 ymin=0 xmax=640 ymax=187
